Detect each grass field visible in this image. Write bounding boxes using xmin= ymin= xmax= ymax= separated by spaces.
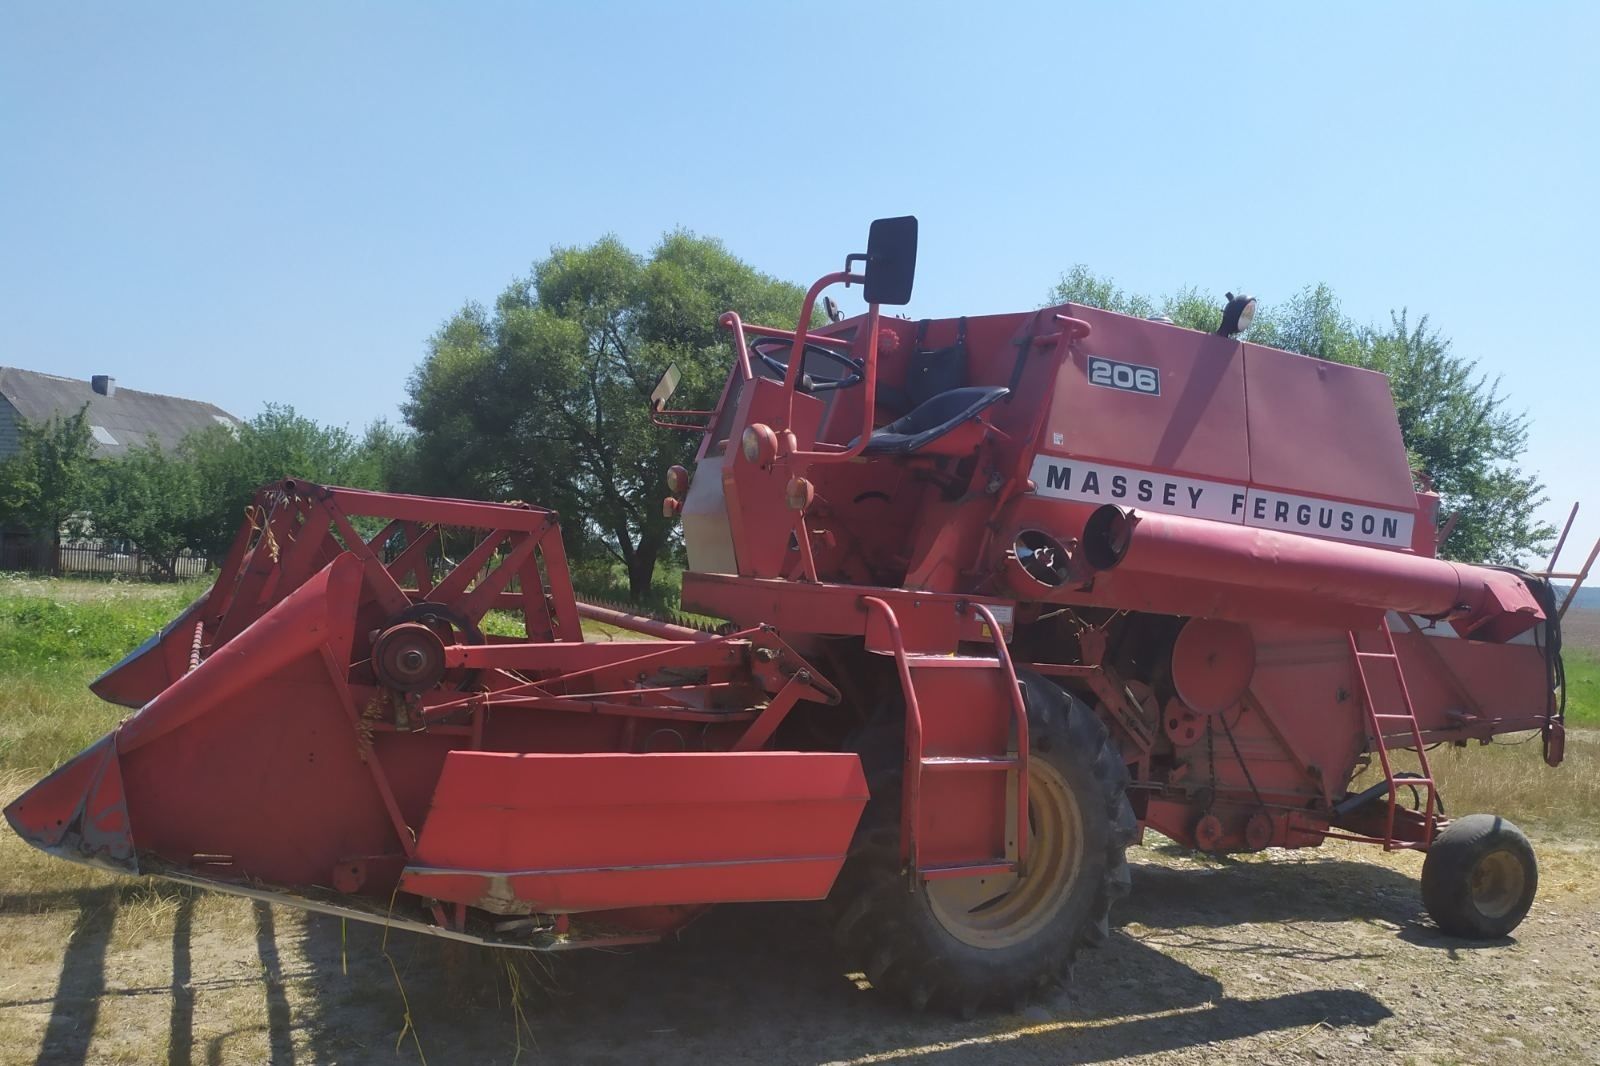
xmin=1567 ymin=648 xmax=1599 ymax=724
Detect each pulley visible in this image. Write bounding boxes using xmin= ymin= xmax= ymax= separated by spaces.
xmin=372 ymin=621 xmax=448 ymax=693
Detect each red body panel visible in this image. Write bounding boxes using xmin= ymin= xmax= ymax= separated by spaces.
xmin=1045 ymin=311 xmax=1251 ymax=482
xmin=400 ymin=751 xmax=867 ymax=913
xmin=1241 ymin=344 xmax=1417 ymax=512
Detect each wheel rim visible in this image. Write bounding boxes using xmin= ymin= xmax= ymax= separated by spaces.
xmin=1470 ymin=849 xmax=1526 ymax=920
xmin=925 ymin=759 xmax=1085 ymax=949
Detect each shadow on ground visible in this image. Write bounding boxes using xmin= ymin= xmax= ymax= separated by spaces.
xmin=10 ymin=852 xmax=1494 ymax=1065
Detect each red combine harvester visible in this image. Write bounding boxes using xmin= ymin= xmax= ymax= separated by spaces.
xmin=9 ymin=219 xmax=1591 ymax=1013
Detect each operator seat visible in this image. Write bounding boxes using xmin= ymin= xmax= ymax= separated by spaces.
xmin=853 ymin=385 xmax=1010 ymax=457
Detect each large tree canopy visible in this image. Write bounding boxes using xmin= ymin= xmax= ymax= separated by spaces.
xmin=405 ymin=231 xmax=806 ymax=598
xmin=1046 ymin=270 xmax=1551 ymax=565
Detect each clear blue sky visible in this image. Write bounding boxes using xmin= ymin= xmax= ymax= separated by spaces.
xmin=2 ymin=3 xmax=1595 ymax=567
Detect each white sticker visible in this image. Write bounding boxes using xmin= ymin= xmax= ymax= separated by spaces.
xmin=1029 ymin=457 xmax=1243 ymax=522
xmin=1244 ymin=487 xmax=1414 ymax=546
xmin=1028 ymin=455 xmax=1413 ymax=548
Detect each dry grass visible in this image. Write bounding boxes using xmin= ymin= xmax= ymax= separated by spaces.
xmin=1422 ymin=730 xmax=1600 ymax=834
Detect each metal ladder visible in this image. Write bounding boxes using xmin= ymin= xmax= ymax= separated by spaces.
xmin=862 ymin=599 xmax=1030 ymax=878
xmin=1345 ymin=617 xmax=1438 ymax=850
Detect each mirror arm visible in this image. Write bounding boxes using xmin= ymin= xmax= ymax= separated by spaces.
xmin=651 ymin=411 xmax=716 ymax=431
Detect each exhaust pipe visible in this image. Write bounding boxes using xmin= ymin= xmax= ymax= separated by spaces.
xmin=1081 ymin=505 xmax=1543 ymax=642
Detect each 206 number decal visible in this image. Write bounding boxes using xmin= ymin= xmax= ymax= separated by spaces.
xmin=1087 ymin=356 xmax=1160 ymax=396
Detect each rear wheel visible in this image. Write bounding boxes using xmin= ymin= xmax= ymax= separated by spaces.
xmin=1421 ymin=814 xmax=1538 ymax=938
xmin=828 ymin=670 xmax=1136 ymax=1014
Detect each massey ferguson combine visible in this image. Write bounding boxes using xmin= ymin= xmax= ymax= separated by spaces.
xmin=8 ymin=218 xmax=1588 ymax=1014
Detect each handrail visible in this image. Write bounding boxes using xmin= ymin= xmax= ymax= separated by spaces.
xmin=772 ymin=271 xmax=884 ymax=464
xmin=784 ymin=272 xmax=861 ymax=389
xmin=862 ymin=596 xmax=1033 ymax=873
xmin=972 ymin=602 xmax=1031 ymax=870
xmin=860 ymin=596 xmax=925 ymax=867
xmin=717 ymin=312 xmax=756 ymax=381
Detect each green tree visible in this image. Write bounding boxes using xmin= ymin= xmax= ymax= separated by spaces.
xmin=180 ymin=404 xmax=382 ymax=558
xmin=406 ymin=231 xmax=807 ymax=599
xmin=86 ymin=440 xmax=205 ymax=578
xmin=87 ymin=409 xmax=410 ymax=576
xmin=348 ymin=419 xmax=420 ymax=494
xmin=0 ymin=408 xmax=96 ymax=564
xmin=1045 ymin=268 xmax=1552 ymax=564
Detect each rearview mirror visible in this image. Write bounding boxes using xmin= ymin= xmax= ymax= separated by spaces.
xmin=862 ymin=216 xmax=918 ymax=306
xmin=650 ymin=365 xmax=681 ymax=411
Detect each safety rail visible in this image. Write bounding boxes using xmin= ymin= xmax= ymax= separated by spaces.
xmin=860 ymin=596 xmax=1031 ymax=876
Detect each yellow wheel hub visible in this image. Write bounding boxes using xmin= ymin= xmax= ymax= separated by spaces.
xmin=926 ymin=759 xmax=1085 ymax=949
xmin=1469 ymin=849 xmax=1525 ymax=919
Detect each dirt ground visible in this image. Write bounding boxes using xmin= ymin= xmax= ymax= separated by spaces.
xmin=3 ymin=832 xmax=1597 ymax=1066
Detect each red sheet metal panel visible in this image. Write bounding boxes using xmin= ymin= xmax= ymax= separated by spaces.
xmin=89 ymin=590 xmax=210 ymax=709
xmin=907 ymin=665 xmax=1013 ymax=869
xmin=1391 ymin=624 xmax=1551 ymax=735
xmin=1042 ymin=306 xmax=1250 ymax=482
xmin=401 ymin=751 xmax=868 ymax=913
xmin=3 ymin=734 xmax=134 ymax=869
xmin=1241 ymin=343 xmax=1417 ymax=511
xmin=1243 ymin=624 xmax=1366 ymax=806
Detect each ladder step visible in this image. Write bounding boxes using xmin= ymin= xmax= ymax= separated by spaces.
xmin=905 ymin=656 xmax=1002 ymax=669
xmin=1347 ymin=622 xmax=1438 ymax=851
xmin=922 ymin=756 xmax=1019 ymax=772
xmin=920 ymin=861 xmax=1016 ymax=881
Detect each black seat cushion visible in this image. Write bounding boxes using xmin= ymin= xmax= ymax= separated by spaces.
xmin=853 ymin=386 xmax=1010 ymax=456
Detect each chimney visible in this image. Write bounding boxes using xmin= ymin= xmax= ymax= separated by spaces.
xmin=91 ymin=375 xmax=116 ymax=397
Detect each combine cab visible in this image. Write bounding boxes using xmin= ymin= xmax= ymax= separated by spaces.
xmin=8 ymin=218 xmax=1589 ymax=1012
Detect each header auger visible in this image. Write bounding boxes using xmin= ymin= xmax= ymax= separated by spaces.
xmin=8 ymin=219 xmax=1588 ymax=1013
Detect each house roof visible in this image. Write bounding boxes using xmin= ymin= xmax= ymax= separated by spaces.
xmin=0 ymin=368 xmax=240 ymax=459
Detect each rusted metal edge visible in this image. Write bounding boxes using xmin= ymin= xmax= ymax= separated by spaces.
xmin=147 ymin=868 xmax=660 ymax=952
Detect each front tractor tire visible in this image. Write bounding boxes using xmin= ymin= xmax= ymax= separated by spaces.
xmin=829 ymin=670 xmax=1136 ymax=1014
xmin=1421 ymin=814 xmax=1538 ymax=939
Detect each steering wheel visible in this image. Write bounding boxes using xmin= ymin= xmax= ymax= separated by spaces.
xmin=751 ymin=337 xmax=864 ymax=393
